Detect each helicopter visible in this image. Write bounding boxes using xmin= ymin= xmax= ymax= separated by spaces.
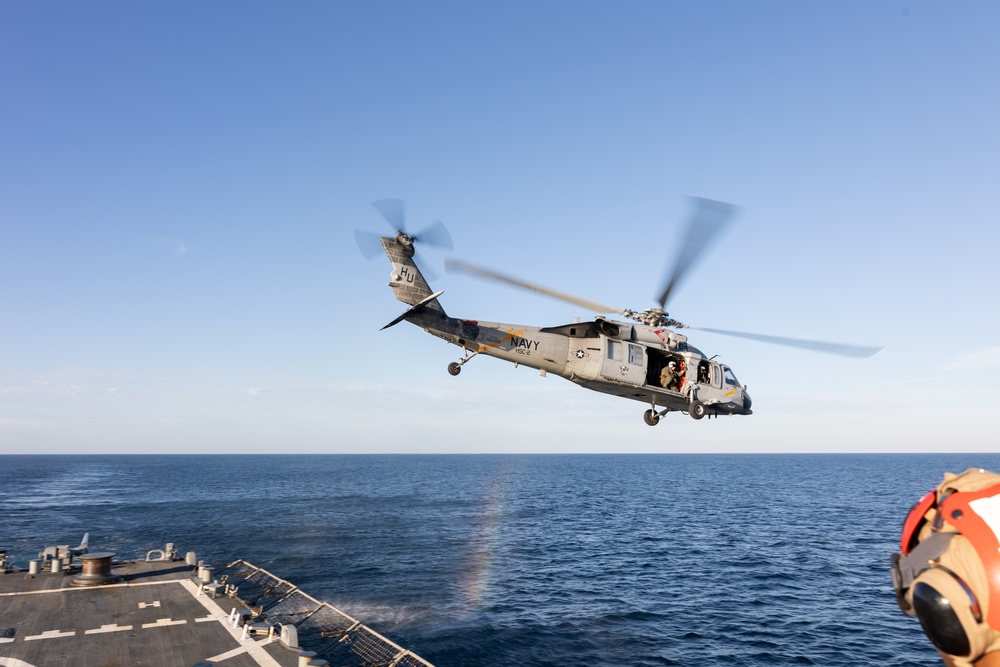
xmin=355 ymin=197 xmax=881 ymax=426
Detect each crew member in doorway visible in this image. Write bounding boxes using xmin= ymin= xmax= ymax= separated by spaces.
xmin=660 ymin=361 xmax=678 ymax=390
xmin=891 ymin=468 xmax=1000 ymax=666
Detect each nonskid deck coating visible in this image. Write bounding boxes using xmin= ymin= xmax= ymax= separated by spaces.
xmin=0 ymin=560 xmax=299 ymax=667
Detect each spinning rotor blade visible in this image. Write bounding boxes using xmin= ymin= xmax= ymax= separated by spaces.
xmin=413 ymin=248 xmax=441 ymax=283
xmin=354 ymin=199 xmax=406 ymax=260
xmin=685 ymin=326 xmax=882 ymax=358
xmin=357 ymin=200 xmax=454 ymax=275
xmin=446 ymin=259 xmax=627 ymax=316
xmin=371 ymin=199 xmax=453 ymax=249
xmin=371 ymin=198 xmax=407 ymax=233
xmin=354 ymin=229 xmax=386 ymax=259
xmin=657 ymin=197 xmax=737 ymax=309
xmin=414 ymin=219 xmax=453 ymax=251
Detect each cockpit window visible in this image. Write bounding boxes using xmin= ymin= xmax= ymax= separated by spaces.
xmin=724 ymin=368 xmax=740 ymax=387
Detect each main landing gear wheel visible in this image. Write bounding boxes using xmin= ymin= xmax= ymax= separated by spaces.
xmin=689 ymin=401 xmax=706 ymax=420
xmin=643 ymin=409 xmax=660 ymax=426
xmin=447 ymin=362 xmax=462 ymax=376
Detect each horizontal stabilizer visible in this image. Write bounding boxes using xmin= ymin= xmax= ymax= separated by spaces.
xmin=382 ymin=291 xmax=445 ymax=330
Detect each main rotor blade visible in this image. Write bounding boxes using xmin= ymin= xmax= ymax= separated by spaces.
xmin=371 ymin=198 xmax=407 ymax=233
xmin=446 ymin=259 xmax=626 ymax=316
xmin=657 ymin=197 xmax=737 ymax=309
xmin=415 ymin=219 xmax=453 ymax=250
xmin=686 ymin=326 xmax=882 ymax=358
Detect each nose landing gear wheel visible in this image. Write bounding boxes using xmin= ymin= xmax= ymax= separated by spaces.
xmin=448 ymin=362 xmax=462 ymax=376
xmin=643 ymin=409 xmax=660 ymax=426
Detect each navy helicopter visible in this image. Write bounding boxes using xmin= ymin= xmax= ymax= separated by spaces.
xmin=355 ymin=198 xmax=880 ymax=426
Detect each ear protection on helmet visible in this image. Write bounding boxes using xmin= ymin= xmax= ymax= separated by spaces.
xmin=892 ymin=474 xmax=1000 ymax=663
xmin=911 ymin=564 xmax=985 ymax=658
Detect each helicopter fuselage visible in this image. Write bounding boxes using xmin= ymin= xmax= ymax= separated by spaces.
xmin=408 ymin=308 xmax=752 ymax=420
xmin=377 ymin=233 xmax=750 ymax=424
xmin=365 ymin=198 xmax=879 ymax=425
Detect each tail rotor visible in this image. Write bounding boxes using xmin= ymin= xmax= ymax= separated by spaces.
xmin=355 ymin=198 xmax=453 ymax=280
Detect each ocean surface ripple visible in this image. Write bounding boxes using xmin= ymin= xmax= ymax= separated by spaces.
xmin=3 ymin=453 xmax=996 ymax=667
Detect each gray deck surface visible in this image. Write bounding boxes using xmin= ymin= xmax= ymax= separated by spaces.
xmin=0 ymin=560 xmax=302 ymax=667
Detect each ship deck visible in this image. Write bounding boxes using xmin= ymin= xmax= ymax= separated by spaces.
xmin=0 ymin=560 xmax=304 ymax=667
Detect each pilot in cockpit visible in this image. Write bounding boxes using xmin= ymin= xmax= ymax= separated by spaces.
xmin=697 ymin=361 xmax=710 ymax=385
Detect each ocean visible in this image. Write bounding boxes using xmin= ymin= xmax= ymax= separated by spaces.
xmin=2 ymin=453 xmax=995 ymax=666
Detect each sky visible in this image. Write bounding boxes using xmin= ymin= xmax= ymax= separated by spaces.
xmin=1 ymin=1 xmax=998 ymax=454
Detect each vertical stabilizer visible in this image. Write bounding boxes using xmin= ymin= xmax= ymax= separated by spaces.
xmin=380 ymin=236 xmax=446 ymax=314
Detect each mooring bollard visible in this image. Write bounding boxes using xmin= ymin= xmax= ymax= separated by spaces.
xmin=72 ymin=553 xmax=120 ymax=586
xmin=281 ymin=624 xmax=301 ymax=650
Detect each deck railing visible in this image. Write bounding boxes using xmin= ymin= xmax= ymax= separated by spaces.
xmin=214 ymin=559 xmax=435 ymax=667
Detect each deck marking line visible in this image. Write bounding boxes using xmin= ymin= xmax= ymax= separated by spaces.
xmin=0 ymin=658 xmax=37 ymax=667
xmin=24 ymin=629 xmax=75 ymax=641
xmin=84 ymin=624 xmax=133 ymax=635
xmin=180 ymin=579 xmax=283 ymax=667
xmin=0 ymin=577 xmax=189 ymax=597
xmin=141 ymin=618 xmax=187 ymax=628
xmin=207 ymin=646 xmax=250 ymax=662
xmin=195 ymin=615 xmax=216 ymax=623
xmin=138 ymin=600 xmax=161 ymax=608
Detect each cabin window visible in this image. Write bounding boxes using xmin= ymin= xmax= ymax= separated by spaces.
xmin=628 ymin=344 xmax=644 ymax=366
xmin=724 ymin=368 xmax=740 ymax=387
xmin=712 ymin=365 xmax=722 ymax=388
xmin=607 ymin=340 xmax=622 ymax=361
xmin=570 ymin=328 xmax=577 ymax=336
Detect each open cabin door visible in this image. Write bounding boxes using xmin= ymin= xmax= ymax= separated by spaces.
xmin=601 ymin=338 xmax=646 ymax=386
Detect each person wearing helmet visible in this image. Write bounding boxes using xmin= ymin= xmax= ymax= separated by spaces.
xmin=660 ymin=360 xmax=677 ymax=390
xmin=892 ymin=468 xmax=1000 ymax=666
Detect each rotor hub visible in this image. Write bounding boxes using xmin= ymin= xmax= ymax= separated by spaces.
xmin=623 ymin=307 xmax=684 ymax=329
xmin=394 ymin=230 xmax=415 ymax=252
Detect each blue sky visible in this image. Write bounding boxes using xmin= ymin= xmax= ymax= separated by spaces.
xmin=2 ymin=1 xmax=998 ymax=453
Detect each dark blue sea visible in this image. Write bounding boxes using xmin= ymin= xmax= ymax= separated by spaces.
xmin=2 ymin=454 xmax=995 ymax=666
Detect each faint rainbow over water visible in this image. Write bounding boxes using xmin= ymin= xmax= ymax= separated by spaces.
xmin=459 ymin=478 xmax=507 ymax=616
